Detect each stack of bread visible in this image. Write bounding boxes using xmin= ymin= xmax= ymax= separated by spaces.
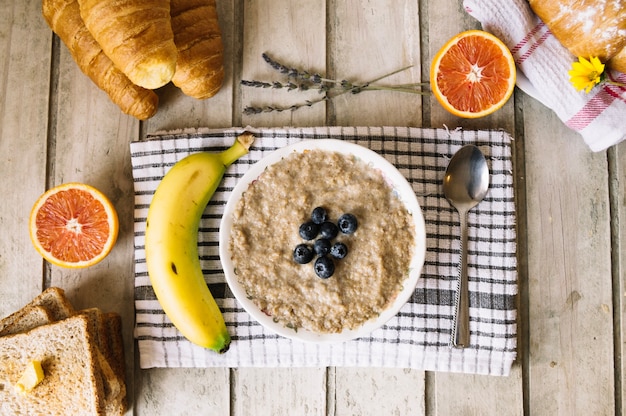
xmin=41 ymin=0 xmax=224 ymax=120
xmin=0 ymin=287 xmax=126 ymax=415
xmin=528 ymin=0 xmax=626 ymax=73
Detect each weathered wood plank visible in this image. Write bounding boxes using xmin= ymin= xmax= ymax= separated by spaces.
xmin=240 ymin=0 xmax=327 ymax=128
xmin=327 ymin=0 xmax=423 ymax=127
xmin=136 ymin=2 xmax=239 ymax=415
xmin=324 ymin=1 xmax=427 ymax=414
xmin=0 ymin=1 xmax=52 ymax=313
xmin=614 ymin=142 xmax=626 ymax=416
xmin=231 ymin=368 xmax=328 ymax=416
xmin=426 ymin=0 xmax=514 ymax=131
xmin=523 ymin=97 xmax=614 ymax=415
xmin=332 ymin=368 xmax=425 ymax=415
xmin=424 ymin=1 xmax=524 ymax=415
xmin=46 ymin=30 xmax=140 ymax=415
xmin=135 ymin=368 xmax=230 ymax=415
xmin=144 ymin=0 xmax=236 ymax=132
xmin=430 ymin=372 xmax=523 ymax=416
xmin=234 ymin=1 xmax=329 ymax=414
xmin=6 ymin=0 xmax=622 ymax=414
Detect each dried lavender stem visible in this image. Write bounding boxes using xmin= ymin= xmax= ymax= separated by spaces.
xmin=262 ymin=53 xmax=328 ymax=84
xmin=242 ymin=54 xmax=430 ymax=114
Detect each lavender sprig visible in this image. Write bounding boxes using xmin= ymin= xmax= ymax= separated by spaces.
xmin=241 ymin=80 xmax=302 ymax=91
xmin=262 ymin=53 xmax=326 ymax=84
xmin=243 ymin=96 xmax=331 ymax=115
xmin=242 ymin=53 xmax=429 ymax=114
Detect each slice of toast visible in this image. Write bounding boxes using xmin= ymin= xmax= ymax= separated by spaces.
xmin=0 ymin=305 xmax=52 ymax=337
xmin=103 ymin=312 xmax=128 ymax=413
xmin=0 ymin=288 xmax=127 ymax=415
xmin=103 ymin=312 xmax=126 ymax=382
xmin=0 ymin=287 xmax=74 ymax=336
xmin=79 ymin=308 xmax=127 ymax=416
xmin=0 ymin=314 xmax=105 ymax=415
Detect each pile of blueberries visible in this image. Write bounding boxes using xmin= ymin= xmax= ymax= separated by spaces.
xmin=293 ymin=206 xmax=358 ymax=279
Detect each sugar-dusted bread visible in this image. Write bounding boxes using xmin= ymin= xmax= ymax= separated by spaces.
xmin=0 ymin=314 xmax=105 ymax=415
xmin=528 ymin=0 xmax=626 ymax=72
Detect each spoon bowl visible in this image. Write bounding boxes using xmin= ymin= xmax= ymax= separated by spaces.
xmin=443 ymin=145 xmax=490 ymax=348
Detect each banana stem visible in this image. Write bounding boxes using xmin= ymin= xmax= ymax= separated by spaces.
xmin=220 ymin=132 xmax=255 ymax=167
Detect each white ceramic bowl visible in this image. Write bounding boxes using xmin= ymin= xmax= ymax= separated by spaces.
xmin=219 ymin=139 xmax=426 ymax=343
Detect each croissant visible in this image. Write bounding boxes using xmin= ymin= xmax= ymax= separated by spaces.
xmin=42 ymin=0 xmax=158 ymax=120
xmin=170 ymin=0 xmax=225 ymax=99
xmin=77 ymin=0 xmax=178 ymax=89
xmin=528 ymin=0 xmax=626 ymax=73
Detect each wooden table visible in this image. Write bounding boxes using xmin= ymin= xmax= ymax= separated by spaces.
xmin=1 ymin=1 xmax=621 ymax=415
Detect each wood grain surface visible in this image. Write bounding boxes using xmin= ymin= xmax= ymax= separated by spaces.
xmin=0 ymin=1 xmax=620 ymax=415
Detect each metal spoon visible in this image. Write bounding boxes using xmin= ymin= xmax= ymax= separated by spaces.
xmin=443 ymin=145 xmax=490 ymax=348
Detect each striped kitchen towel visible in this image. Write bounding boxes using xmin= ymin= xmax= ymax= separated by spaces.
xmin=463 ymin=0 xmax=626 ymax=152
xmin=131 ymin=126 xmax=517 ymax=376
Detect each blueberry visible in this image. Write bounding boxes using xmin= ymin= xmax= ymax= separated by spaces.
xmin=319 ymin=221 xmax=339 ymax=239
xmin=299 ymin=221 xmax=320 ymax=240
xmin=338 ymin=213 xmax=358 ymax=234
xmin=330 ymin=242 xmax=348 ymax=259
xmin=311 ymin=207 xmax=327 ymax=224
xmin=314 ymin=238 xmax=331 ymax=256
xmin=293 ymin=244 xmax=314 ymax=264
xmin=314 ymin=256 xmax=335 ymax=279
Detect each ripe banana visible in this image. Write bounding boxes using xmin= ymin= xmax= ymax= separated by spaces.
xmin=145 ymin=132 xmax=255 ymax=353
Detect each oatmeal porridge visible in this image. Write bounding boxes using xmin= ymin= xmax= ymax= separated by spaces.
xmin=228 ymin=147 xmax=416 ymax=334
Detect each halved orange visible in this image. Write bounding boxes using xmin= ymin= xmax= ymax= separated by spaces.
xmin=430 ymin=30 xmax=516 ymax=118
xmin=29 ymin=183 xmax=119 ymax=268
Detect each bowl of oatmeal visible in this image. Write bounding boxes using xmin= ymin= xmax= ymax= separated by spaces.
xmin=219 ymin=139 xmax=426 ymax=343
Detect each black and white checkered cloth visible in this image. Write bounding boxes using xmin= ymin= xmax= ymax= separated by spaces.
xmin=131 ymin=126 xmax=517 ymax=376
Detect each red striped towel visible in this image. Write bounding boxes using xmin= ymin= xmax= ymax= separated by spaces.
xmin=464 ymin=0 xmax=626 ymax=152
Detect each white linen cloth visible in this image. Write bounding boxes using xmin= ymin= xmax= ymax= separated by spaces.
xmin=464 ymin=0 xmax=626 ymax=152
xmin=130 ymin=126 xmax=517 ymax=376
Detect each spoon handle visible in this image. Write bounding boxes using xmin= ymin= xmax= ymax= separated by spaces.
xmin=452 ymin=210 xmax=470 ymax=348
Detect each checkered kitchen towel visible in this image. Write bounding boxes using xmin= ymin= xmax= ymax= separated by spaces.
xmin=131 ymin=126 xmax=517 ymax=376
xmin=464 ymin=0 xmax=626 ymax=152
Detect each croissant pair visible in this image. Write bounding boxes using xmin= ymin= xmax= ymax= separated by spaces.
xmin=42 ymin=0 xmax=224 ymax=120
xmin=529 ymin=0 xmax=626 ymax=74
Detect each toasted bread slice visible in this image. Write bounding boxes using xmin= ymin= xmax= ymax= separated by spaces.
xmin=103 ymin=313 xmax=125 ymax=380
xmin=0 ymin=305 xmax=53 ymax=337
xmin=79 ymin=308 xmax=127 ymax=416
xmin=81 ymin=308 xmax=115 ymax=369
xmin=0 ymin=287 xmax=73 ymax=335
xmin=0 ymin=289 xmax=127 ymax=415
xmin=30 ymin=287 xmax=75 ymax=321
xmin=0 ymin=314 xmax=105 ymax=415
xmin=104 ymin=312 xmax=127 ymax=414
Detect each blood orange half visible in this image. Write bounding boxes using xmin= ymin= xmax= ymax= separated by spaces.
xmin=430 ymin=30 xmax=516 ymax=118
xmin=29 ymin=183 xmax=119 ymax=268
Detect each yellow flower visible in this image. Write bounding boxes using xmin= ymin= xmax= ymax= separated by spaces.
xmin=568 ymin=56 xmax=605 ymax=93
